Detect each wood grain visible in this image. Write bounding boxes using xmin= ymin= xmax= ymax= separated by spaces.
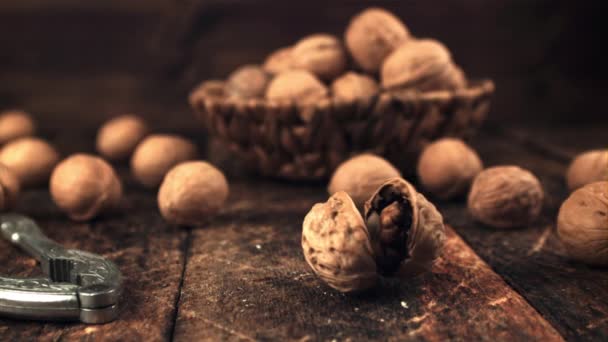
xmin=0 ymin=185 xmax=187 ymax=342
xmin=172 ymin=180 xmax=562 ymax=341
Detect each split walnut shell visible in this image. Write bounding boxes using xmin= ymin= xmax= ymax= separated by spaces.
xmin=302 ymin=191 xmax=377 ymax=293
xmin=468 ymin=166 xmax=544 ymax=228
xmin=557 ymin=181 xmax=608 ymax=265
xmin=364 ymin=178 xmax=446 ymax=276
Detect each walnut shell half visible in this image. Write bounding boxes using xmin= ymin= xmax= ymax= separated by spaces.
xmin=364 ymin=178 xmax=446 ymax=277
xmin=302 ymin=191 xmax=377 ymax=293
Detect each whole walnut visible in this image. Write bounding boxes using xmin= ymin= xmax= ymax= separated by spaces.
xmin=328 ymin=154 xmax=401 ymax=209
xmin=265 ymin=70 xmax=328 ymax=105
xmin=381 ymin=39 xmax=466 ymax=92
xmin=96 ymin=114 xmax=149 ymax=161
xmin=330 ymin=72 xmax=379 ymax=102
xmin=0 ymin=137 xmax=60 ymax=187
xmin=566 ymin=150 xmax=608 ymax=191
xmin=158 ymin=161 xmax=229 ymax=226
xmin=345 ymin=7 xmax=410 ymax=73
xmin=557 ymin=181 xmax=608 ymax=265
xmin=291 ymin=34 xmax=348 ymax=81
xmin=0 ymin=163 xmax=20 ymax=211
xmin=0 ymin=110 xmax=36 ymax=145
xmin=364 ymin=178 xmax=446 ymax=277
xmin=302 ymin=191 xmax=378 ymax=293
xmin=50 ymin=154 xmax=122 ymax=221
xmin=417 ymin=138 xmax=483 ymax=200
xmin=263 ymin=46 xmax=294 ymax=75
xmin=131 ymin=134 xmax=198 ymax=188
xmin=468 ymin=166 xmax=544 ymax=228
xmin=226 ymin=64 xmax=271 ymax=99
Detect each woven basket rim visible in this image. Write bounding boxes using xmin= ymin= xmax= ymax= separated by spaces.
xmin=189 ymin=79 xmax=495 ymax=111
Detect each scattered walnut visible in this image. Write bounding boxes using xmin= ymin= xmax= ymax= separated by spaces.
xmin=131 ymin=134 xmax=198 ymax=188
xmin=96 ymin=114 xmax=149 ymax=161
xmin=468 ymin=166 xmax=544 ymax=228
xmin=0 ymin=137 xmax=60 ymax=188
xmin=291 ymin=34 xmax=348 ymax=81
xmin=226 ymin=64 xmax=271 ymax=99
xmin=263 ymin=46 xmax=294 ymax=75
xmin=0 ymin=163 xmax=20 ymax=211
xmin=158 ymin=161 xmax=229 ymax=226
xmin=364 ymin=178 xmax=446 ymax=276
xmin=302 ymin=191 xmax=378 ymax=293
xmin=50 ymin=154 xmax=122 ymax=221
xmin=566 ymin=149 xmax=608 ymax=192
xmin=381 ymin=39 xmax=466 ymax=92
xmin=557 ymin=181 xmax=608 ymax=265
xmin=328 ymin=154 xmax=401 ymax=209
xmin=330 ymin=72 xmax=379 ymax=102
xmin=265 ymin=70 xmax=328 ymax=105
xmin=417 ymin=138 xmax=483 ymax=200
xmin=345 ymin=7 xmax=410 ymax=73
xmin=0 ymin=110 xmax=36 ymax=145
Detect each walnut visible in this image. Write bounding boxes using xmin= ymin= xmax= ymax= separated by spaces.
xmin=345 ymin=7 xmax=410 ymax=73
xmin=263 ymin=46 xmax=294 ymax=75
xmin=302 ymin=191 xmax=378 ymax=293
xmin=291 ymin=34 xmax=348 ymax=81
xmin=0 ymin=137 xmax=60 ymax=188
xmin=158 ymin=161 xmax=229 ymax=226
xmin=381 ymin=39 xmax=466 ymax=92
xmin=364 ymin=178 xmax=446 ymax=276
xmin=330 ymin=72 xmax=379 ymax=102
xmin=566 ymin=150 xmax=608 ymax=191
xmin=0 ymin=110 xmax=36 ymax=145
xmin=328 ymin=154 xmax=401 ymax=209
xmin=417 ymin=138 xmax=483 ymax=200
xmin=0 ymin=163 xmax=20 ymax=211
xmin=265 ymin=70 xmax=328 ymax=105
xmin=96 ymin=114 xmax=149 ymax=161
xmin=50 ymin=154 xmax=122 ymax=221
xmin=131 ymin=134 xmax=198 ymax=188
xmin=468 ymin=166 xmax=544 ymax=228
xmin=226 ymin=64 xmax=271 ymax=99
xmin=557 ymin=181 xmax=608 ymax=265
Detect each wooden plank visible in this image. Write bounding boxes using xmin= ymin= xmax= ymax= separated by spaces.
xmin=173 ymin=180 xmax=562 ymax=341
xmin=0 ymin=179 xmax=187 ymax=341
xmin=436 ymin=128 xmax=608 ymax=341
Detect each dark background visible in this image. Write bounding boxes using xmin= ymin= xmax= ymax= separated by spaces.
xmin=0 ymin=0 xmax=605 ymax=129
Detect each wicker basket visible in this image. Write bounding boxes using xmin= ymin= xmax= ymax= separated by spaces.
xmin=189 ymin=79 xmax=495 ymax=180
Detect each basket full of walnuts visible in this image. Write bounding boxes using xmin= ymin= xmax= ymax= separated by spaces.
xmin=189 ymin=7 xmax=495 ymax=180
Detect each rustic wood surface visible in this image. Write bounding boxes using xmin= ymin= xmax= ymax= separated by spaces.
xmin=0 ymin=119 xmax=605 ymax=341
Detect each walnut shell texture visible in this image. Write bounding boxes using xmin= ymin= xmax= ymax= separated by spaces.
xmin=131 ymin=134 xmax=198 ymax=188
xmin=381 ymin=39 xmax=465 ymax=92
xmin=364 ymin=178 xmax=446 ymax=277
xmin=328 ymin=153 xmax=401 ymax=209
xmin=468 ymin=166 xmax=544 ymax=228
xmin=96 ymin=114 xmax=149 ymax=161
xmin=0 ymin=163 xmax=20 ymax=211
xmin=50 ymin=154 xmax=122 ymax=221
xmin=566 ymin=149 xmax=608 ymax=192
xmin=417 ymin=138 xmax=483 ymax=200
xmin=0 ymin=110 xmax=36 ymax=145
xmin=345 ymin=7 xmax=410 ymax=73
xmin=557 ymin=181 xmax=608 ymax=265
xmin=291 ymin=34 xmax=348 ymax=81
xmin=0 ymin=137 xmax=60 ymax=188
xmin=302 ymin=191 xmax=377 ymax=293
xmin=158 ymin=161 xmax=229 ymax=226
xmin=226 ymin=64 xmax=271 ymax=99
xmin=330 ymin=72 xmax=379 ymax=102
xmin=265 ymin=70 xmax=328 ymax=105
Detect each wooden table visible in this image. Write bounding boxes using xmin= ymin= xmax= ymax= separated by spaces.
xmin=0 ymin=116 xmax=606 ymax=341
